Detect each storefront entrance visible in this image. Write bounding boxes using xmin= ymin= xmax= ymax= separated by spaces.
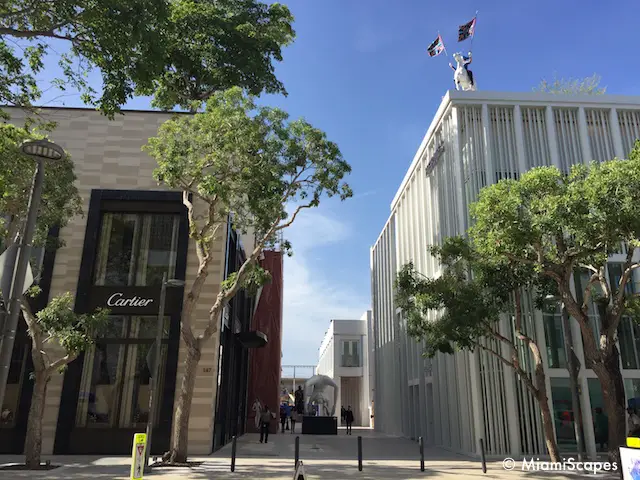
xmin=54 ymin=190 xmax=188 ymax=454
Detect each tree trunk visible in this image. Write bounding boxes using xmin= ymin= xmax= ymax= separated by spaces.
xmin=593 ymin=347 xmax=626 ymax=463
xmin=24 ymin=371 xmax=49 ymax=469
xmin=533 ymin=357 xmax=561 ymax=462
xmin=538 ymin=391 xmax=561 ymax=462
xmin=168 ymin=343 xmax=201 ymax=464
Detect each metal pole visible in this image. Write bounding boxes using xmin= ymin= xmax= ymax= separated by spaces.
xmin=357 ymin=435 xmax=362 ymax=471
xmin=230 ymin=435 xmax=237 ymax=472
xmin=0 ymin=159 xmax=45 ymax=408
xmin=294 ymin=435 xmax=299 ymax=469
xmin=144 ymin=272 xmax=167 ymax=471
xmin=479 ymin=438 xmax=487 ymax=473
xmin=419 ymin=436 xmax=424 ymax=472
xmin=561 ymin=302 xmax=586 ymax=460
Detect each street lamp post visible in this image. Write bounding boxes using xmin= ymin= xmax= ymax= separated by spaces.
xmin=0 ymin=139 xmax=64 ymax=410
xmin=547 ymin=294 xmax=586 ymax=460
xmin=144 ymin=273 xmax=184 ymax=471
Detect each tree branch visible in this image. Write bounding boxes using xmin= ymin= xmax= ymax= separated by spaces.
xmin=0 ymin=25 xmax=74 ymax=42
xmin=274 ymin=203 xmax=313 ymax=232
xmin=46 ymin=353 xmax=77 ymax=375
xmin=473 ymin=340 xmax=537 ymax=395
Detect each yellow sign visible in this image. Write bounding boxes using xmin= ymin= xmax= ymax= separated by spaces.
xmin=130 ymin=433 xmax=147 ymax=480
xmin=627 ymin=437 xmax=640 ymax=448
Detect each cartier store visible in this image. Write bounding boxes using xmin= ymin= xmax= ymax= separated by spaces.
xmin=54 ymin=189 xmax=189 ymax=454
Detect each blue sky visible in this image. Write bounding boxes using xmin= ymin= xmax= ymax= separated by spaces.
xmin=30 ymin=0 xmax=640 ymax=366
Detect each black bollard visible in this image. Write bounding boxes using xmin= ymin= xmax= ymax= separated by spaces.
xmin=230 ymin=435 xmax=237 ymax=472
xmin=479 ymin=438 xmax=487 ymax=474
xmin=295 ymin=435 xmax=300 ymax=469
xmin=357 ymin=436 xmax=363 ymax=471
xmin=419 ymin=436 xmax=425 ymax=472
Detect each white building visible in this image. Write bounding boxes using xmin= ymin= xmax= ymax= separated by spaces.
xmin=316 ymin=314 xmax=372 ymax=426
xmin=370 ymin=90 xmax=640 ymax=459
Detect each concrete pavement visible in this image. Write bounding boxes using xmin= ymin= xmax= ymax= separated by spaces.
xmin=0 ymin=427 xmax=621 ymax=479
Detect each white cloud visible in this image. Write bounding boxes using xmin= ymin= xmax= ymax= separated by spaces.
xmin=281 ymin=207 xmax=369 ymax=366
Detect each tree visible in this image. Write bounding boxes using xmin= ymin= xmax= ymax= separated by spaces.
xmin=0 ymin=123 xmax=99 ymax=469
xmin=533 ymin=73 xmax=606 ymax=95
xmin=395 ymin=237 xmax=561 ymax=461
xmin=469 ymin=142 xmax=640 ymax=460
xmin=20 ymin=293 xmax=107 ymax=469
xmin=143 ymin=87 xmax=352 ymax=463
xmin=0 ymin=0 xmax=294 ymax=116
xmin=0 ymin=122 xmax=82 ymax=251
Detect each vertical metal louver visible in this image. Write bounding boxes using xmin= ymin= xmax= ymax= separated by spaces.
xmin=489 ymin=106 xmax=518 ymax=182
xmin=521 ymin=107 xmax=551 ymax=169
xmin=554 ymin=108 xmax=582 ymax=172
xmin=585 ymin=109 xmax=615 ymax=162
xmin=618 ymin=110 xmax=640 ymax=156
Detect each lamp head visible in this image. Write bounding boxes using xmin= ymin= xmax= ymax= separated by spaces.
xmin=20 ymin=139 xmax=64 ymax=161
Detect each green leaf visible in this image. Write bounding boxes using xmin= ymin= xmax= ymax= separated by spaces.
xmin=0 ymin=0 xmax=295 ymax=116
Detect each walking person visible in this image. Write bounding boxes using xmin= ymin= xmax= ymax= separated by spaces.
xmin=345 ymin=406 xmax=354 ymax=435
xmin=260 ymin=405 xmax=274 ymax=443
xmin=593 ymin=407 xmax=608 ymax=451
xmin=280 ymin=403 xmax=287 ymax=433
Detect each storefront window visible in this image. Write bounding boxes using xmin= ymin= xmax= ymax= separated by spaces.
xmin=625 ymin=378 xmax=640 ymax=410
xmin=588 ymin=378 xmax=608 ymax=452
xmin=94 ymin=213 xmax=179 ymax=287
xmin=543 ymin=313 xmax=566 ymax=369
xmin=75 ymin=316 xmax=169 ymax=428
xmin=0 ymin=342 xmax=28 ymax=427
xmin=550 ymin=378 xmax=576 ymax=449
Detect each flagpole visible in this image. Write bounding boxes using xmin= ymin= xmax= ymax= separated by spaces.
xmin=438 ymin=31 xmax=448 ymax=57
xmin=470 ymin=11 xmax=478 ymax=53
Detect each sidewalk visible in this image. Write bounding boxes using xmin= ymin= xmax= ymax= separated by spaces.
xmin=0 ymin=428 xmax=621 ymax=479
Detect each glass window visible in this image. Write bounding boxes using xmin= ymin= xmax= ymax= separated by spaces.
xmin=543 ymin=313 xmax=566 ymax=369
xmin=341 ymin=340 xmax=361 ymax=367
xmin=608 ymin=263 xmax=635 ymax=296
xmin=75 ymin=316 xmax=169 ymax=428
xmin=619 ymin=318 xmax=639 ymax=369
xmin=625 ymin=378 xmax=640 ymax=409
xmin=0 ymin=342 xmax=28 ymax=428
xmin=588 ymin=378 xmax=608 ymax=452
xmin=550 ymin=378 xmax=576 ymax=449
xmin=94 ymin=213 xmax=179 ymax=287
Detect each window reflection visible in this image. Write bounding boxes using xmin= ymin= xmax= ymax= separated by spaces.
xmin=76 ymin=316 xmax=169 ymax=429
xmin=550 ymin=378 xmax=576 ymax=449
xmin=94 ymin=213 xmax=179 ymax=287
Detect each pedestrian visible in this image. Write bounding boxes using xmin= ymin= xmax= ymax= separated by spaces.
xmin=341 ymin=406 xmax=346 ymax=425
xmin=593 ymin=407 xmax=608 ymax=451
xmin=280 ymin=403 xmax=287 ymax=433
xmin=294 ymin=386 xmax=304 ymax=414
xmin=345 ymin=405 xmax=354 ymax=435
xmin=260 ymin=405 xmax=274 ymax=443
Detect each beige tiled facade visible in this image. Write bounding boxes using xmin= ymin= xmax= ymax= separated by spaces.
xmin=6 ymin=107 xmax=227 ymax=455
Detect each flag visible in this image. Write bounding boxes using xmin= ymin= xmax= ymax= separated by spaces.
xmin=427 ymin=35 xmax=445 ymax=57
xmin=458 ymin=17 xmax=476 ymax=42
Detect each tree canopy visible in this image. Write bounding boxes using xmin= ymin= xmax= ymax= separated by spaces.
xmin=468 ymin=142 xmax=640 ymax=458
xmin=533 ymin=73 xmax=606 ymax=95
xmin=0 ymin=0 xmax=295 ymax=116
xmin=0 ymin=122 xmax=82 ymax=250
xmin=144 ymin=86 xmax=352 ymax=462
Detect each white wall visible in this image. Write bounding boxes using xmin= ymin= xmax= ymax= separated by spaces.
xmin=371 ymin=89 xmax=640 ymax=456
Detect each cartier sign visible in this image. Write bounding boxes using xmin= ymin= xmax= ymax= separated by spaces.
xmin=83 ymin=286 xmax=183 ymax=315
xmin=106 ymin=293 xmax=154 ymax=308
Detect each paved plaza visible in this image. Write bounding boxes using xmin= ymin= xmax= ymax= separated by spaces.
xmin=0 ymin=428 xmax=620 ymax=479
